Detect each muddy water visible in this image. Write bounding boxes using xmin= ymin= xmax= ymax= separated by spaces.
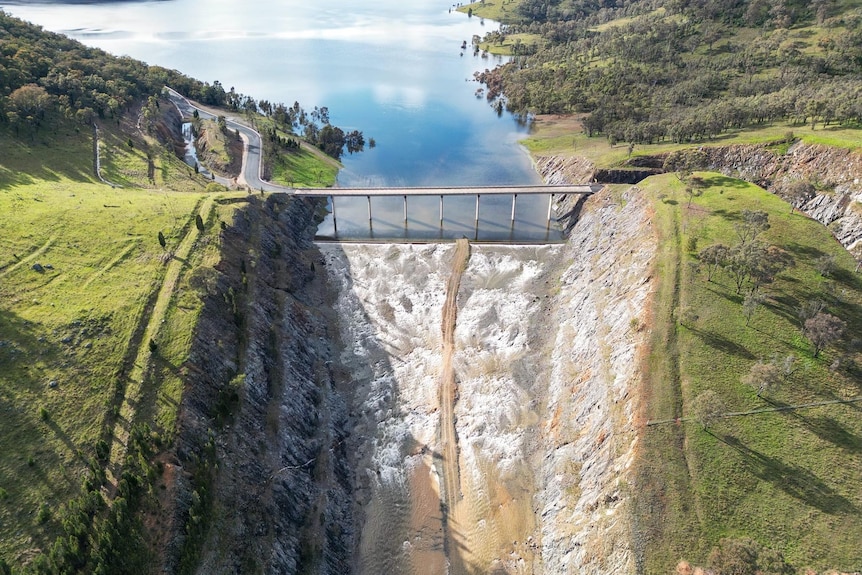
xmin=322 ymin=242 xmax=562 ymax=574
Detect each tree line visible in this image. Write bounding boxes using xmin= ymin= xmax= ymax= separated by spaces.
xmin=474 ymin=0 xmax=862 ymax=144
xmin=0 ymin=11 xmax=364 ymax=160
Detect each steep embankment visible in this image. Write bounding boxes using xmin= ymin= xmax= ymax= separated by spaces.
xmin=698 ymin=142 xmax=862 ymax=254
xmin=161 ymin=194 xmax=355 ymax=574
xmin=534 ymin=186 xmax=654 ymax=574
xmin=161 ymin=163 xmax=658 ymax=575
xmin=536 ymin=142 xmax=862 ymax=257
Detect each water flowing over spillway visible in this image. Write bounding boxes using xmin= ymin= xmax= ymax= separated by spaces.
xmin=181 ymin=122 xmax=198 ymax=168
xmin=318 ymin=188 xmax=654 ymax=574
xmin=322 ymin=242 xmax=561 ymax=573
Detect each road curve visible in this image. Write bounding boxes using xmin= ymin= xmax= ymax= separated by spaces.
xmin=164 ymin=87 xmax=290 ymax=193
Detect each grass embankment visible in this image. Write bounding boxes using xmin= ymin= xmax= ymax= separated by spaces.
xmin=522 ymin=116 xmax=862 ymax=167
xmin=253 ymin=116 xmax=340 ymax=187
xmin=0 ymin=119 xmax=241 ymax=567
xmin=457 ymin=0 xmax=543 ymax=55
xmin=636 ymin=173 xmax=862 ymax=573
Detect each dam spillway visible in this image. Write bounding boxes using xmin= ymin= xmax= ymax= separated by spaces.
xmin=323 ymin=242 xmax=558 ymax=574
xmin=313 ymin=185 xmax=652 ymax=574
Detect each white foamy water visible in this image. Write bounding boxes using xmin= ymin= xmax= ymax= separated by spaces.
xmin=181 ymin=122 xmax=198 ymax=167
xmin=322 ymin=242 xmax=562 ymax=574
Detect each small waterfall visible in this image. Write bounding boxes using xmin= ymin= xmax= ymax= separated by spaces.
xmin=181 ymin=122 xmax=198 ymax=168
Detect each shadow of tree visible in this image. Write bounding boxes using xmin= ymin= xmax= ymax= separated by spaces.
xmin=762 ymin=397 xmax=862 ymax=453
xmin=701 ymin=175 xmax=750 ymax=189
xmin=717 ymin=433 xmax=856 ymax=514
xmin=686 ymin=325 xmax=755 ymax=359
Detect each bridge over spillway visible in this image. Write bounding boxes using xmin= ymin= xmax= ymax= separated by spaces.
xmin=295 ymin=185 xmax=601 ymax=233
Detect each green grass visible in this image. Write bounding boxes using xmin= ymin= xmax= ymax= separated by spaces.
xmin=0 ymin=179 xmax=206 ymax=560
xmin=521 ymin=119 xmax=862 ymax=168
xmin=0 ymin=111 xmax=236 ymax=566
xmin=0 ymin=125 xmax=97 ymax=187
xmin=456 ymin=0 xmax=525 ymax=23
xmin=636 ymin=173 xmax=862 ymax=573
xmin=247 ymin=116 xmax=340 ymax=187
xmin=270 ymin=145 xmax=339 ymax=187
xmin=478 ymin=32 xmax=543 ymax=55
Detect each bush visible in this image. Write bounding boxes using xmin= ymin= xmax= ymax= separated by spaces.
xmin=37 ymin=502 xmax=51 ymax=524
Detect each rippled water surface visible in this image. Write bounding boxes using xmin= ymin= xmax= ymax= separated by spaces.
xmin=2 ymin=0 xmax=541 ymax=187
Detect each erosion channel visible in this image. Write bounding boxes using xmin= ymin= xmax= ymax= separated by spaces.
xmin=180 ymin=186 xmax=654 ymax=574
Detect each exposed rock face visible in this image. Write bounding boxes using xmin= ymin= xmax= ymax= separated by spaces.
xmin=700 ymin=143 xmax=862 ymax=253
xmin=535 ymin=155 xmax=596 ymax=184
xmin=535 ymin=187 xmax=653 ymax=574
xmin=166 ymin=177 xmax=655 ymax=575
xmin=539 ymin=143 xmax=862 ymax=256
xmin=166 ymin=195 xmax=354 ymax=574
xmin=319 ymin=185 xmax=654 ymax=575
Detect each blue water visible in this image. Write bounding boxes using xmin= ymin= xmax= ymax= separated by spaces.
xmin=1 ymin=0 xmax=541 ymax=188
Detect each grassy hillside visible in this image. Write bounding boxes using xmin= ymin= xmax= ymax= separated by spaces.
xmin=636 ymin=173 xmax=862 ymax=573
xmin=0 ymin=99 xmax=253 ymax=572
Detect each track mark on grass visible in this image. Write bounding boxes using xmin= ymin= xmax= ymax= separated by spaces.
xmin=104 ymin=196 xmax=213 ymax=498
xmin=0 ymin=234 xmax=57 ymax=278
xmin=83 ymin=240 xmax=139 ymax=289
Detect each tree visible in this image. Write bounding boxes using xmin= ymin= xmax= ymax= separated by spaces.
xmin=699 ymin=243 xmax=730 ymax=281
xmin=742 ymin=291 xmax=766 ymax=325
xmin=749 ymin=245 xmax=793 ymax=292
xmin=7 ymin=84 xmax=53 ymax=129
xmin=797 ymin=298 xmax=825 ymax=327
xmin=691 ymin=389 xmax=724 ymax=429
xmin=685 ymin=185 xmax=703 ymax=207
xmin=734 ymin=209 xmax=769 ymax=245
xmin=742 ymin=359 xmax=781 ymax=396
xmin=707 ymin=537 xmax=793 ymax=575
xmin=158 ymin=231 xmax=166 ymax=249
xmin=195 ymin=214 xmax=205 ymax=232
xmin=815 ymin=254 xmax=837 ymax=277
xmin=804 ymin=312 xmax=845 ymax=358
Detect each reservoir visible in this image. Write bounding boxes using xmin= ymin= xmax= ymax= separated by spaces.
xmin=1 ymin=0 xmax=541 ymax=188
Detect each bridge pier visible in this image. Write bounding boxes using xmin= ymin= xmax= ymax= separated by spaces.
xmin=475 ymin=194 xmax=480 ymax=224
xmin=511 ymin=194 xmax=517 ymax=223
xmin=404 ymin=195 xmax=408 ymax=222
xmin=330 ymin=195 xmax=338 ymax=234
xmin=367 ymin=195 xmax=372 ymax=221
xmin=440 ymin=195 xmax=444 ymax=225
xmin=547 ymin=193 xmax=554 ymax=225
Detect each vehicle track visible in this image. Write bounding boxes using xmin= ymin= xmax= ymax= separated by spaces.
xmin=439 ymin=238 xmax=470 ymax=570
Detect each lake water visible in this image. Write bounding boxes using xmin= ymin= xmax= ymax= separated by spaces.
xmin=2 ymin=0 xmax=540 ymax=186
xmin=2 ymin=0 xmax=563 ymax=240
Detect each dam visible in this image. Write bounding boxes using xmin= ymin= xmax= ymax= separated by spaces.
xmin=302 ymin=185 xmax=600 ymax=242
xmin=313 ymin=186 xmax=651 ymax=574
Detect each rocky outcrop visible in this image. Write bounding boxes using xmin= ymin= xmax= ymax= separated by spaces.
xmin=700 ymin=142 xmax=862 ymax=253
xmin=535 ymin=186 xmax=653 ymax=575
xmin=166 ymin=195 xmax=354 ymax=574
xmin=539 ymin=142 xmax=862 ymax=256
xmin=535 ymin=155 xmax=596 ymax=184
